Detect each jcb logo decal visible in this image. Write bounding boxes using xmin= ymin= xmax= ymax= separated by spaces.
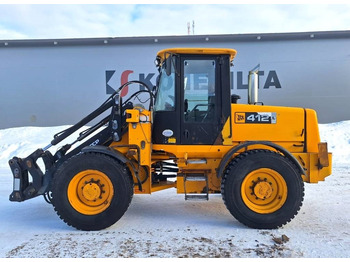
xmin=235 ymin=113 xmax=246 ymax=123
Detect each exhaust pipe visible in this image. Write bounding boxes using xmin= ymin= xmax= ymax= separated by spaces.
xmin=248 ymin=64 xmax=260 ymax=104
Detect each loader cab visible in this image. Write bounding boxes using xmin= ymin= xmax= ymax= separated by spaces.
xmin=152 ymin=48 xmax=236 ymax=145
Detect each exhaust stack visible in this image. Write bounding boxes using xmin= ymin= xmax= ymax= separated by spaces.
xmin=248 ymin=64 xmax=260 ymax=104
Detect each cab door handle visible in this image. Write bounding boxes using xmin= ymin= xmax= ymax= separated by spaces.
xmin=184 ymin=129 xmax=189 ymax=139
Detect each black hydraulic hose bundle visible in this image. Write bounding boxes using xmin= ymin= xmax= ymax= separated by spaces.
xmin=49 ymin=80 xmax=154 ymax=149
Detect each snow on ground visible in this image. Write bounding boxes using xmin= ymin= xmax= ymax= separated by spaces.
xmin=0 ymin=122 xmax=349 ymax=258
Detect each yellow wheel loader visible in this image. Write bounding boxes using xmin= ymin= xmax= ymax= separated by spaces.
xmin=8 ymin=48 xmax=332 ymax=230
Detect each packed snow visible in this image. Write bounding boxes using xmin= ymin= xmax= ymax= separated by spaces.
xmin=0 ymin=121 xmax=349 ymax=258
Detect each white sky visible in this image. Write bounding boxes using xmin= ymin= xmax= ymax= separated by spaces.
xmin=0 ymin=3 xmax=350 ymax=40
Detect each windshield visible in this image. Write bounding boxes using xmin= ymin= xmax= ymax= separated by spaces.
xmin=154 ymin=58 xmax=175 ymax=111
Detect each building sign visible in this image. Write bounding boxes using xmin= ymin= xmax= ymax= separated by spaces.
xmin=106 ymin=69 xmax=282 ymax=97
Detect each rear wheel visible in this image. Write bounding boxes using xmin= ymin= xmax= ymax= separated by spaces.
xmin=51 ymin=152 xmax=133 ymax=231
xmin=221 ymin=150 xmax=304 ymax=229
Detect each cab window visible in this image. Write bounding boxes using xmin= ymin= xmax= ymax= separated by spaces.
xmin=154 ymin=61 xmax=175 ymax=111
xmin=183 ymin=59 xmax=216 ymax=122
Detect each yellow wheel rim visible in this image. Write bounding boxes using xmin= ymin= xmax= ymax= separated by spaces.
xmin=67 ymin=170 xmax=114 ymax=215
xmin=241 ymin=168 xmax=287 ymax=214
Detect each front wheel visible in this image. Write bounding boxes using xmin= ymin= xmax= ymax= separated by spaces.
xmin=51 ymin=152 xmax=133 ymax=231
xmin=221 ymin=150 xmax=304 ymax=229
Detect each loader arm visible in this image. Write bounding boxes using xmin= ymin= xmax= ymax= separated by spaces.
xmin=8 ymin=81 xmax=152 ymax=202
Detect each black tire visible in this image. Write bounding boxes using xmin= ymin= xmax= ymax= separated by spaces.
xmin=51 ymin=152 xmax=133 ymax=231
xmin=221 ymin=150 xmax=304 ymax=229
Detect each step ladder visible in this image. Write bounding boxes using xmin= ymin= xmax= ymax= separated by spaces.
xmin=183 ymin=169 xmax=210 ymax=201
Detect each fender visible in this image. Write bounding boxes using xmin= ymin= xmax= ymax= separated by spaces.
xmin=216 ymin=141 xmax=305 ymax=178
xmin=82 ymin=145 xmax=129 ymax=163
xmin=82 ymin=145 xmax=145 ymax=191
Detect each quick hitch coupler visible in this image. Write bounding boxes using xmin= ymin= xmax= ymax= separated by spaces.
xmin=9 ymin=149 xmax=54 ymax=202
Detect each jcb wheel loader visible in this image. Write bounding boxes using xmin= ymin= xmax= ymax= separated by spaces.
xmin=8 ymin=48 xmax=332 ymax=230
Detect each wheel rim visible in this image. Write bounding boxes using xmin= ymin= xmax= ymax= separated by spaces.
xmin=241 ymin=168 xmax=287 ymax=214
xmin=67 ymin=170 xmax=114 ymax=215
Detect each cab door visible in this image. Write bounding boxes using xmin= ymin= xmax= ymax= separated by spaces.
xmin=180 ymin=56 xmax=230 ymax=145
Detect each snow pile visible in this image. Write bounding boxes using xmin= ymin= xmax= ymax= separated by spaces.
xmin=0 ymin=125 xmax=89 ymax=169
xmin=0 ymin=126 xmax=69 ymax=168
xmin=319 ymin=121 xmax=350 ymax=164
xmin=0 ymin=121 xmax=349 ymax=258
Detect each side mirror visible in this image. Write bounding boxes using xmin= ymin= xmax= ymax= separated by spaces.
xmin=165 ymin=55 xmax=172 ymax=76
xmin=154 ymin=57 xmax=161 ymax=67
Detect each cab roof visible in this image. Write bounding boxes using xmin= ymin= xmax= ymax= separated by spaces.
xmin=157 ymin=48 xmax=237 ymax=63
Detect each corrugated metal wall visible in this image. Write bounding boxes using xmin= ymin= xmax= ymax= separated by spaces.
xmin=0 ymin=31 xmax=349 ymax=128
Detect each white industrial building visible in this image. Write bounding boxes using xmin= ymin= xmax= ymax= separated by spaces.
xmin=0 ymin=30 xmax=349 ymax=129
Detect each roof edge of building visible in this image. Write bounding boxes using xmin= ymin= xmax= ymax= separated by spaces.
xmin=1 ymin=30 xmax=349 ymax=48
